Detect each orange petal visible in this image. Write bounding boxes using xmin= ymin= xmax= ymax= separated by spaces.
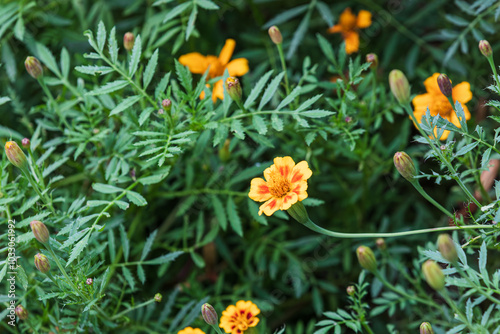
xmin=212 ymin=80 xmax=224 ymax=102
xmin=218 ymin=39 xmax=236 ymax=66
xmin=338 ymin=8 xmax=356 ymax=31
xmin=273 ymin=156 xmax=295 ymax=178
xmin=412 ymin=93 xmax=433 ymax=115
xmin=178 ymin=52 xmax=209 ymax=74
xmin=356 ymin=10 xmax=372 ymax=28
xmin=259 ymin=197 xmax=283 ymax=216
xmin=199 ymin=83 xmax=210 ymax=100
xmin=327 ymin=24 xmax=342 ymax=34
xmin=291 ymin=180 xmax=308 ymax=201
xmin=280 ymin=192 xmax=298 ymax=211
xmin=248 ymin=178 xmax=272 ymax=202
xmin=423 ymin=73 xmax=441 ymax=95
xmin=290 ymin=161 xmax=312 ymax=183
xmin=343 ymin=31 xmax=359 ymax=54
xmin=227 ymin=58 xmax=249 ymax=77
xmin=452 ymin=82 xmax=473 ymax=104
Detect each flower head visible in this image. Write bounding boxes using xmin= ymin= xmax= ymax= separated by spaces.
xmin=5 ymin=141 xmax=28 ymax=170
xmin=389 ymin=70 xmax=410 ymax=105
xmin=202 ymin=303 xmax=218 ymax=326
xmin=249 ymin=157 xmax=312 ymax=216
xmin=356 ymin=246 xmax=377 ymax=272
xmin=479 ymin=40 xmax=492 ymax=58
xmin=179 ymin=39 xmax=249 ymax=102
xmin=34 ymin=253 xmax=50 ymax=273
xmin=15 ymin=305 xmax=28 ymax=320
xmin=177 ymin=327 xmax=205 ymax=334
xmin=327 ymin=8 xmax=372 ymax=54
xmin=412 ymin=73 xmax=472 ymax=140
xmin=25 ymin=56 xmax=43 ymax=79
xmin=30 ymin=220 xmax=50 ymax=243
xmin=220 ymin=300 xmax=260 ymax=334
xmin=124 ymin=32 xmax=135 ymax=51
xmin=86 ymin=278 xmax=93 ymax=285
xmin=422 ymin=260 xmax=445 ymax=291
xmin=268 ymin=26 xmax=282 ymax=44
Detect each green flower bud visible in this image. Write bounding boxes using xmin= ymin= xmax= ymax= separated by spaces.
xmin=268 ymin=26 xmax=282 ymax=45
xmin=15 ymin=305 xmax=28 ymax=320
xmin=5 ymin=141 xmax=28 ymax=171
xmin=420 ymin=322 xmax=434 ymax=334
xmin=394 ymin=151 xmax=417 ymax=182
xmin=356 ymin=246 xmax=377 ymax=272
xmin=22 ymin=138 xmax=30 ymax=149
xmin=225 ymin=77 xmax=242 ymax=103
xmin=437 ymin=234 xmax=458 ymax=263
xmin=34 ymin=253 xmax=51 ymax=274
xmin=366 ymin=53 xmax=378 ymax=69
xmin=389 ymin=69 xmax=410 ymax=105
xmin=30 ymin=220 xmax=50 ymax=244
xmin=437 ymin=74 xmax=452 ymax=97
xmin=154 ymin=293 xmax=162 ymax=303
xmin=124 ymin=32 xmax=135 ymax=51
xmin=422 ymin=260 xmax=445 ymax=291
xmin=25 ymin=56 xmax=43 ymax=79
xmin=161 ymin=99 xmax=172 ymax=112
xmin=201 ymin=303 xmax=218 ymax=326
xmin=375 ymin=238 xmax=386 ymax=250
xmin=479 ymin=40 xmax=492 ymax=58
xmin=346 ymin=285 xmax=355 ymax=296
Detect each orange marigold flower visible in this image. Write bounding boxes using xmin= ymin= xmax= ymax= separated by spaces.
xmin=248 ymin=156 xmax=312 ymax=216
xmin=177 ymin=327 xmax=205 ymax=334
xmin=327 ymin=8 xmax=372 ymax=54
xmin=179 ymin=39 xmax=249 ymax=102
xmin=412 ymin=73 xmax=472 ymax=140
xmin=219 ymin=300 xmax=260 ymax=334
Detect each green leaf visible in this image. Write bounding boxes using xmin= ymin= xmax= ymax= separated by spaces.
xmin=231 ymin=119 xmax=245 ymax=140
xmin=277 ymin=86 xmax=302 ymax=110
xmin=258 ymin=71 xmax=285 ymax=111
xmin=120 ymin=225 xmax=130 ymax=262
xmin=122 ymin=267 xmax=135 ymax=290
xmin=252 ymin=115 xmax=267 ymax=135
xmin=109 ymin=95 xmax=141 ymax=116
xmin=96 ymin=21 xmax=107 ymax=52
xmin=144 ymin=251 xmax=184 ymax=265
xmin=143 ymin=49 xmax=159 ymax=89
xmin=60 ymin=48 xmax=70 ymax=78
xmin=197 ymin=0 xmax=219 ymax=10
xmin=211 ymin=196 xmax=227 ymax=230
xmin=126 ymin=190 xmax=148 ymax=206
xmin=137 ymin=264 xmax=146 ymax=284
xmin=185 ymin=6 xmax=198 ymax=40
xmin=287 ymin=11 xmax=310 ymax=60
xmin=316 ymin=1 xmax=334 ymax=27
xmin=87 ymin=80 xmax=128 ymax=96
xmin=271 ymin=113 xmax=284 ymax=131
xmin=141 ymin=229 xmax=158 ymax=261
xmin=138 ymin=166 xmax=171 ymax=185
xmin=108 ymin=27 xmax=118 ymax=63
xmin=92 ymin=183 xmax=123 ymax=194
xmin=190 ymin=251 xmax=205 ymax=268
xmin=34 ymin=42 xmax=61 ymax=76
xmin=162 ymin=2 xmax=191 ymax=23
xmin=0 ymin=97 xmax=11 ymax=106
xmin=454 ymin=142 xmax=479 ymax=157
xmin=244 ymin=70 xmax=273 ymax=109
xmin=300 ymin=109 xmax=334 ymax=118
xmin=175 ymin=59 xmax=193 ymax=93
xmin=75 ymin=65 xmax=114 ymax=76
xmin=129 ymin=35 xmax=142 ymax=77
xmin=66 ymin=233 xmax=90 ymax=266
xmin=263 ymin=4 xmax=308 ymax=27
xmin=316 ymin=34 xmax=335 ymax=65
xmin=296 ymin=94 xmax=322 ymax=112
xmin=226 ymin=197 xmax=243 ymax=236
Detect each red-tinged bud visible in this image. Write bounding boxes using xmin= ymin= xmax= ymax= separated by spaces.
xmin=5 ymin=141 xmax=28 ymax=171
xmin=161 ymin=99 xmax=172 ymax=112
xmin=437 ymin=234 xmax=458 ymax=263
xmin=158 ymin=109 xmax=165 ymax=116
xmin=34 ymin=253 xmax=51 ymax=273
xmin=25 ymin=56 xmax=43 ymax=79
xmin=22 ymin=138 xmax=30 ymax=148
xmin=30 ymin=220 xmax=49 ymax=243
xmin=225 ymin=77 xmax=242 ymax=103
xmin=366 ymin=53 xmax=378 ymax=69
xmin=437 ymin=74 xmax=452 ymax=97
xmin=420 ymin=322 xmax=434 ymax=334
xmin=479 ymin=40 xmax=492 ymax=58
xmin=154 ymin=293 xmax=162 ymax=303
xmin=86 ymin=278 xmax=93 ymax=285
xmin=422 ymin=260 xmax=445 ymax=291
xmin=201 ymin=303 xmax=218 ymax=326
xmin=124 ymin=32 xmax=135 ymax=51
xmin=376 ymin=238 xmax=386 ymax=250
xmin=356 ymin=246 xmax=377 ymax=272
xmin=268 ymin=26 xmax=282 ymax=45
xmin=394 ymin=152 xmax=417 ymax=182
xmin=15 ymin=305 xmax=28 ymax=320
xmin=346 ymin=286 xmax=355 ymax=296
xmin=389 ymin=70 xmax=410 ymax=104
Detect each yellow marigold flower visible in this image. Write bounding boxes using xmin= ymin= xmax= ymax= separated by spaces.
xmin=327 ymin=8 xmax=372 ymax=54
xmin=179 ymin=39 xmax=249 ymax=102
xmin=219 ymin=300 xmax=260 ymax=334
xmin=248 ymin=156 xmax=312 ymax=216
xmin=412 ymin=73 xmax=472 ymax=140
xmin=177 ymin=327 xmax=205 ymax=334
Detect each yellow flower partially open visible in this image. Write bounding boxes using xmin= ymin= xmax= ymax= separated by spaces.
xmin=177 ymin=327 xmax=205 ymax=334
xmin=249 ymin=156 xmax=312 ymax=216
xmin=219 ymin=300 xmax=260 ymax=334
xmin=412 ymin=73 xmax=472 ymax=140
xmin=327 ymin=8 xmax=372 ymax=54
xmin=179 ymin=39 xmax=249 ymax=102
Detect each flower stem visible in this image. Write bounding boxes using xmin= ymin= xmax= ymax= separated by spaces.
xmin=276 ymin=43 xmax=291 ymax=97
xmin=209 ymin=324 xmax=225 ymax=334
xmin=440 ymin=290 xmax=475 ymax=332
xmin=411 ymin=182 xmax=455 ymax=219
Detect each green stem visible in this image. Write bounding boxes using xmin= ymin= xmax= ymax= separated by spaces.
xmin=440 ymin=290 xmax=475 ymax=332
xmin=209 ymin=324 xmax=225 ymax=334
xmin=276 ymin=43 xmax=291 ymax=97
xmin=22 ymin=170 xmax=56 ymax=215
xmin=455 ymin=265 xmax=500 ymax=305
xmin=412 ymin=182 xmax=455 ymax=219
xmin=111 ymin=299 xmax=156 ymax=320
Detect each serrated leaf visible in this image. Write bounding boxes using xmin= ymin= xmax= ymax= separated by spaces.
xmin=244 ymin=70 xmax=273 ymax=109
xmin=143 ymin=49 xmax=159 ymax=89
xmin=141 ymin=229 xmax=158 ymax=261
xmin=144 ymin=251 xmax=184 ymax=265
xmin=211 ymin=196 xmax=227 ymax=230
xmin=34 ymin=42 xmax=61 ymax=76
xmin=271 ymin=113 xmax=283 ymax=131
xmin=61 ymin=48 xmax=70 ymax=78
xmin=185 ymin=6 xmax=197 ymax=40
xmin=129 ymin=35 xmax=142 ymax=77
xmin=277 ymin=86 xmax=301 ymax=110
xmin=252 ymin=115 xmax=267 ymax=135
xmin=138 ymin=166 xmax=171 ymax=185
xmin=300 ymin=109 xmax=334 ymax=118
xmin=190 ymin=251 xmax=205 ymax=268
xmin=120 ymin=225 xmax=130 ymax=262
xmin=108 ymin=27 xmax=118 ymax=63
xmin=92 ymin=183 xmax=123 ymax=194
xmin=231 ymin=119 xmax=245 ymax=140
xmin=66 ymin=233 xmax=90 ymax=266
xmin=162 ymin=2 xmax=191 ymax=23
xmin=258 ymin=72 xmax=285 ymax=111
xmin=137 ymin=264 xmax=146 ymax=284
xmin=122 ymin=267 xmax=135 ymax=290
xmin=175 ymin=59 xmax=193 ymax=92
xmin=226 ymin=197 xmax=243 ymax=236
xmin=75 ymin=65 xmax=114 ymax=76
xmin=109 ymin=95 xmax=141 ymax=116
xmin=263 ymin=4 xmax=308 ymax=27
xmin=96 ymin=21 xmax=106 ymax=52
xmin=126 ymin=190 xmax=147 ymax=206
xmin=87 ymin=80 xmax=128 ymax=96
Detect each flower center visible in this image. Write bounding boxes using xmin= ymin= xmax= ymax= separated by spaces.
xmin=269 ymin=175 xmax=291 ymax=198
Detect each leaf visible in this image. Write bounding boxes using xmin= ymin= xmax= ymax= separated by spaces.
xmin=138 ymin=166 xmax=172 ymax=185
xmin=87 ymin=80 xmax=128 ymax=96
xmin=263 ymin=4 xmax=308 ymax=27
xmin=66 ymin=233 xmax=90 ymax=266
xmin=129 ymin=35 xmax=142 ymax=77
xmin=34 ymin=42 xmax=61 ymax=76
xmin=143 ymin=49 xmax=159 ymax=89
xmin=277 ymin=86 xmax=302 ymax=110
xmin=479 ymin=241 xmax=489 ymax=285
xmin=287 ymin=11 xmax=310 ymax=60
xmin=296 ymin=94 xmax=322 ymax=112
xmin=96 ymin=21 xmax=107 ymax=52
xmin=137 ymin=264 xmax=146 ymax=284
xmin=226 ymin=197 xmax=243 ymax=236
xmin=92 ymin=183 xmax=123 ymax=194
xmin=316 ymin=1 xmax=334 ymax=27
xmin=300 ymin=109 xmax=334 ymax=118
xmin=175 ymin=59 xmax=193 ymax=92
xmin=120 ymin=225 xmax=130 ymax=262
xmin=455 ymin=142 xmax=479 ymax=157
xmin=75 ymin=65 xmax=114 ymax=76
xmin=211 ymin=196 xmax=227 ymax=230
xmin=185 ymin=6 xmax=197 ymax=41
xmin=126 ymin=190 xmax=147 ymax=206
xmin=109 ymin=95 xmax=142 ymax=116
xmin=108 ymin=27 xmax=119 ymax=63
xmin=252 ymin=115 xmax=267 ymax=135
xmin=258 ymin=72 xmax=285 ymax=111
xmin=162 ymin=2 xmax=191 ymax=23
xmin=197 ymin=0 xmax=219 ymax=10
xmin=271 ymin=113 xmax=284 ymax=131
xmin=190 ymin=251 xmax=205 ymax=268
xmin=141 ymin=229 xmax=158 ymax=261
xmin=144 ymin=251 xmax=184 ymax=265
xmin=60 ymin=48 xmax=70 ymax=79
xmin=122 ymin=267 xmax=135 ymax=290
xmin=244 ymin=70 xmax=273 ymax=109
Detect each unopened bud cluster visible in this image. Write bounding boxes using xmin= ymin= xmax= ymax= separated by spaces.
xmin=420 ymin=322 xmax=434 ymax=334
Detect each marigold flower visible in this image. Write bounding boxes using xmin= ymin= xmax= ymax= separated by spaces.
xmin=327 ymin=8 xmax=372 ymax=54
xmin=248 ymin=157 xmax=312 ymax=216
xmin=177 ymin=327 xmax=205 ymax=334
xmin=179 ymin=39 xmax=249 ymax=102
xmin=412 ymin=73 xmax=472 ymax=140
xmin=219 ymin=300 xmax=260 ymax=334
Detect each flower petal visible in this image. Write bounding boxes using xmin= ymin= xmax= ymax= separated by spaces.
xmin=327 ymin=24 xmax=342 ymax=34
xmin=218 ymin=39 xmax=236 ymax=66
xmin=338 ymin=8 xmax=356 ymax=31
xmin=412 ymin=93 xmax=433 ymax=115
xmin=291 ymin=180 xmax=309 ymax=201
xmin=273 ymin=156 xmax=295 ymax=178
xmin=248 ymin=178 xmax=272 ymax=202
xmin=259 ymin=197 xmax=283 ymax=216
xmin=290 ymin=161 xmax=312 ymax=183
xmin=212 ymin=80 xmax=225 ymax=102
xmin=423 ymin=73 xmax=441 ymax=95
xmin=356 ymin=10 xmax=372 ymax=28
xmin=343 ymin=31 xmax=359 ymax=54
xmin=227 ymin=58 xmax=249 ymax=77
xmin=280 ymin=192 xmax=298 ymax=211
xmin=179 ymin=52 xmax=210 ymax=74
xmin=452 ymin=82 xmax=473 ymax=104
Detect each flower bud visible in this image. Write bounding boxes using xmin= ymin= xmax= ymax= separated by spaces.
xmin=394 ymin=152 xmax=417 ymax=182
xmin=437 ymin=234 xmax=458 ymax=263
xmin=5 ymin=141 xmax=28 ymax=171
xmin=201 ymin=303 xmax=218 ymax=326
xmin=437 ymin=74 xmax=452 ymax=97
xmin=34 ymin=253 xmax=51 ymax=274
xmin=154 ymin=293 xmax=162 ymax=303
xmin=158 ymin=109 xmax=164 ymax=116
xmin=22 ymin=138 xmax=30 ymax=149
xmin=161 ymin=99 xmax=172 ymax=112
xmin=420 ymin=322 xmax=434 ymax=334
xmin=389 ymin=69 xmax=410 ymax=104
xmin=30 ymin=220 xmax=50 ymax=244
xmin=86 ymin=278 xmax=93 ymax=285
xmin=345 ymin=116 xmax=353 ymax=123
xmin=15 ymin=305 xmax=28 ymax=320
xmin=268 ymin=26 xmax=282 ymax=45
xmin=366 ymin=53 xmax=378 ymax=69
xmin=479 ymin=40 xmax=492 ymax=58
xmin=124 ymin=32 xmax=135 ymax=51
xmin=422 ymin=260 xmax=445 ymax=291
xmin=225 ymin=77 xmax=242 ymax=103
xmin=356 ymin=246 xmax=377 ymax=272
xmin=346 ymin=285 xmax=355 ymax=296
xmin=25 ymin=56 xmax=43 ymax=79
xmin=219 ymin=139 xmax=231 ymax=162
xmin=375 ymin=238 xmax=386 ymax=250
